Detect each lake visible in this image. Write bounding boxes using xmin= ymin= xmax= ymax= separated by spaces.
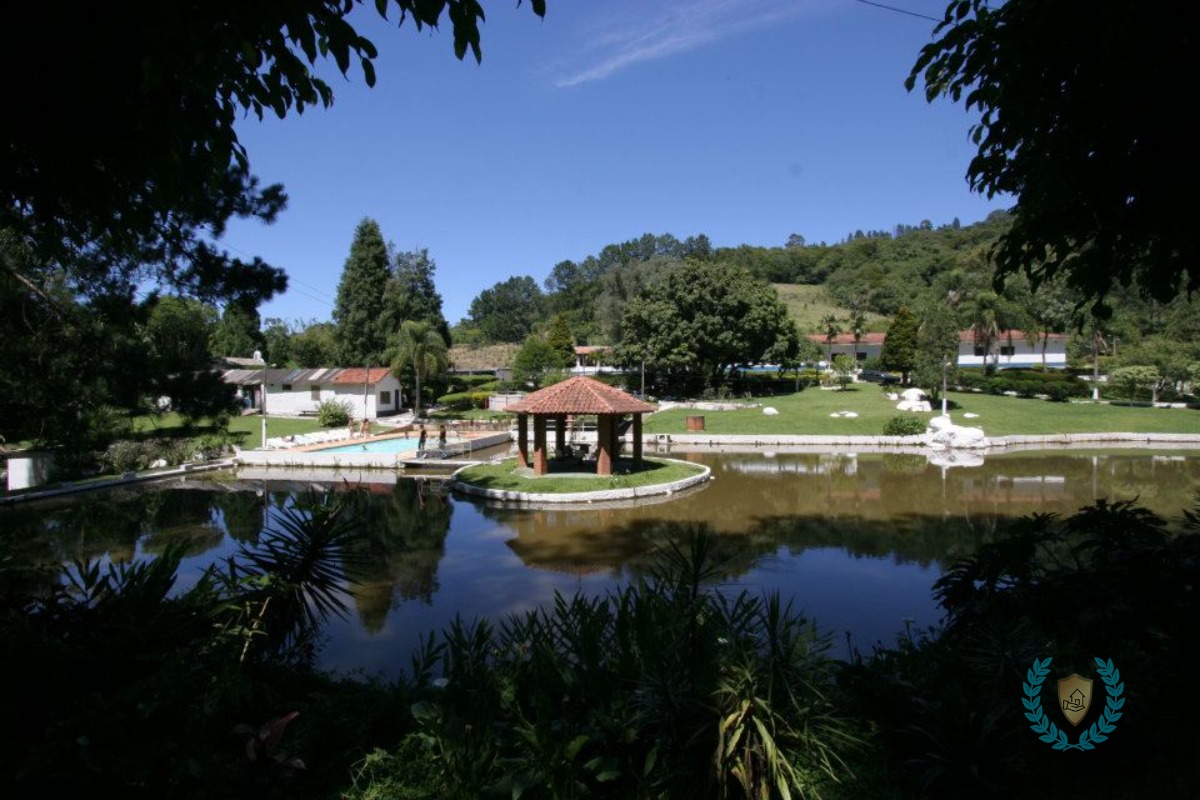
xmin=4 ymin=448 xmax=1197 ymax=678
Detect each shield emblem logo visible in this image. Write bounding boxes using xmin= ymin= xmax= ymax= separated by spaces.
xmin=1057 ymin=673 xmax=1093 ymax=726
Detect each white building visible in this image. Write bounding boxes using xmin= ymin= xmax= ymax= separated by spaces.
xmin=222 ymin=367 xmax=402 ymax=419
xmin=955 ymin=331 xmax=1068 ymax=369
xmin=806 ymin=330 xmax=1069 ymax=369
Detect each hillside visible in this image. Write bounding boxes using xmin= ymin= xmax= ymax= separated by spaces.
xmin=771 ymin=284 xmax=890 ymax=334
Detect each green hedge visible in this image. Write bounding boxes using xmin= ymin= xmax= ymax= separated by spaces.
xmin=435 ymin=390 xmax=492 ymax=411
xmin=955 ymin=368 xmax=1087 ymax=401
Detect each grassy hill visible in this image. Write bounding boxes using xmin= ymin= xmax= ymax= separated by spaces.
xmin=771 ymin=284 xmax=889 ymax=334
xmin=448 ymin=343 xmax=519 ymax=372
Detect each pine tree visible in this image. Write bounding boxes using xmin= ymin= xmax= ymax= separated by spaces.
xmin=333 ymin=218 xmax=391 ymax=365
xmin=383 ymin=247 xmax=451 ymax=346
xmin=545 ymin=313 xmax=576 ymax=368
xmin=880 ymin=306 xmax=919 ymax=383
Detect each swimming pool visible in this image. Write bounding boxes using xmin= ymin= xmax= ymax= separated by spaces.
xmin=315 ymin=436 xmax=423 ymax=454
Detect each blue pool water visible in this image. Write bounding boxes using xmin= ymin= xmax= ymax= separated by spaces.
xmin=316 ymin=436 xmax=424 ymax=454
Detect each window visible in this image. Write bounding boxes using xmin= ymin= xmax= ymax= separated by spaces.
xmin=379 ymin=390 xmax=391 ymax=405
xmin=973 ymin=346 xmax=987 ymax=357
xmin=855 ymin=351 xmax=867 ymax=361
xmin=311 ymin=385 xmax=321 ymax=400
xmin=282 ymin=383 xmax=292 ymax=391
xmin=999 ymin=345 xmax=1016 ymax=356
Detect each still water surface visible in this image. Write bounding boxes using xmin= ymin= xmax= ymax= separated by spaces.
xmin=5 ymin=449 xmax=1197 ymax=677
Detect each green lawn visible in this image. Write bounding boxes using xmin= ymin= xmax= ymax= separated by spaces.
xmin=643 ymin=388 xmax=1200 ymax=437
xmin=455 ymin=457 xmax=705 ymax=494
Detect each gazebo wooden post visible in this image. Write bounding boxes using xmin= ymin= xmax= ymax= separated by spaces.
xmin=596 ymin=415 xmax=613 ymax=476
xmin=517 ymin=414 xmax=529 ymax=467
xmin=533 ymin=415 xmax=548 ymax=475
xmin=633 ymin=414 xmax=643 ymax=469
xmin=555 ymin=414 xmax=566 ymax=455
xmin=610 ymin=414 xmax=622 ymax=462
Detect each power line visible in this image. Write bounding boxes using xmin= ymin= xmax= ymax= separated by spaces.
xmin=851 ymin=0 xmax=943 ymax=24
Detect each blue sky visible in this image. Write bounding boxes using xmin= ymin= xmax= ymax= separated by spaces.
xmin=224 ymin=0 xmax=1004 ymax=325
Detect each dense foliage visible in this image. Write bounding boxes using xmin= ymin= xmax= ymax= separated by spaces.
xmin=844 ymin=499 xmax=1200 ymax=797
xmin=366 ymin=535 xmax=857 ymax=799
xmin=910 ymin=1 xmax=1197 ymax=310
xmin=617 ymin=261 xmax=797 ymax=390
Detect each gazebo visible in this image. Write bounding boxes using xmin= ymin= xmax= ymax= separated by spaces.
xmin=505 ymin=376 xmax=656 ymax=476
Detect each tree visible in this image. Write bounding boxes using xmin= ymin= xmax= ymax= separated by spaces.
xmin=333 ymin=219 xmax=392 ymax=365
xmin=831 ymin=354 xmax=856 ymax=390
xmin=848 ymin=309 xmax=868 ymax=363
xmin=880 ymin=307 xmax=919 ymax=383
xmin=2 ymin=1 xmax=545 ymax=309
xmin=1109 ymin=366 xmax=1160 ymax=403
xmin=820 ymin=314 xmax=842 ymax=363
xmin=466 ymin=276 xmax=544 ymax=343
xmin=210 ymin=297 xmax=264 ymax=358
xmin=545 ymin=313 xmax=576 ymax=368
xmin=145 ymin=296 xmax=236 ymax=421
xmin=261 ymin=318 xmax=294 ymax=367
xmin=616 ymin=261 xmax=794 ymax=387
xmin=909 ymin=1 xmax=1198 ymax=310
xmin=384 ymin=247 xmax=451 ymax=345
xmin=511 ymin=335 xmax=568 ymax=388
xmin=912 ymin=301 xmax=961 ymax=403
xmin=290 ymin=322 xmax=339 ymax=368
xmin=391 ymin=321 xmax=448 ymax=418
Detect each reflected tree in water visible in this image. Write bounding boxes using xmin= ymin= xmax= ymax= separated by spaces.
xmin=345 ymin=480 xmax=454 ymax=633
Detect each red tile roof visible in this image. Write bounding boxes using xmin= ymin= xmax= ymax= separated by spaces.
xmin=506 ymin=376 xmax=655 ymax=415
xmin=806 ymin=332 xmax=887 ymax=345
xmin=329 ymin=368 xmax=392 ymax=385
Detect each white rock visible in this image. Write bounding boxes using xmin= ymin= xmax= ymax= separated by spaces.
xmin=150 ymin=458 xmax=168 ymax=469
xmin=896 ymin=400 xmax=932 ymax=412
xmin=763 ymin=406 xmax=779 ymax=416
xmin=963 ymin=412 xmax=979 ymax=418
xmin=926 ymin=414 xmax=990 ymax=448
xmin=900 ymin=388 xmax=927 ymax=402
xmin=842 ymin=411 xmax=859 ymax=418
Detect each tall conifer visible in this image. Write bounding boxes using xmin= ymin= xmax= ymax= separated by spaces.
xmin=333 ymin=218 xmax=391 ymax=365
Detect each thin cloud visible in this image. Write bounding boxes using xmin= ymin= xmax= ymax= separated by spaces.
xmin=551 ymin=0 xmax=822 ymax=88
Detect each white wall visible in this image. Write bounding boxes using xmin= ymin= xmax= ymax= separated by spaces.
xmin=958 ymin=337 xmax=1067 ymax=369
xmin=264 ymin=375 xmax=403 ymax=418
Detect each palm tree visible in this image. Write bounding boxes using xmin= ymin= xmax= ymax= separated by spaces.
xmin=849 ymin=309 xmax=867 ymax=364
xmin=820 ymin=314 xmax=842 ymax=364
xmin=966 ymin=293 xmax=1003 ymax=374
xmin=391 ymin=320 xmax=449 ymax=419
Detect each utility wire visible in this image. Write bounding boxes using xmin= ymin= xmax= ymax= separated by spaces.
xmin=851 ymin=0 xmax=943 ymax=24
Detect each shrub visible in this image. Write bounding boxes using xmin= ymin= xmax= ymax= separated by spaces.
xmin=435 ymin=391 xmax=490 ymax=412
xmin=401 ymin=533 xmax=857 ymax=799
xmin=103 ymin=440 xmax=150 ymax=473
xmin=316 ymin=398 xmax=353 ymax=427
xmin=883 ymin=414 xmax=927 ymax=436
xmin=191 ymin=431 xmax=237 ymax=460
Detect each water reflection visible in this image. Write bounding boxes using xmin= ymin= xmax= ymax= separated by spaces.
xmin=2 ymin=450 xmax=1196 ymax=676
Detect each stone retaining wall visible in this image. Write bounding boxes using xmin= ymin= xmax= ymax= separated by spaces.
xmin=449 ymin=458 xmax=712 ymax=506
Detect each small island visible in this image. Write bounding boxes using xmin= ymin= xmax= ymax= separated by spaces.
xmin=450 ymin=376 xmax=711 ymax=504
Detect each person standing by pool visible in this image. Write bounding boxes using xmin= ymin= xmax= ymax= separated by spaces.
xmin=438 ymin=424 xmax=447 ymax=449
xmin=417 ymin=425 xmax=427 ymax=451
